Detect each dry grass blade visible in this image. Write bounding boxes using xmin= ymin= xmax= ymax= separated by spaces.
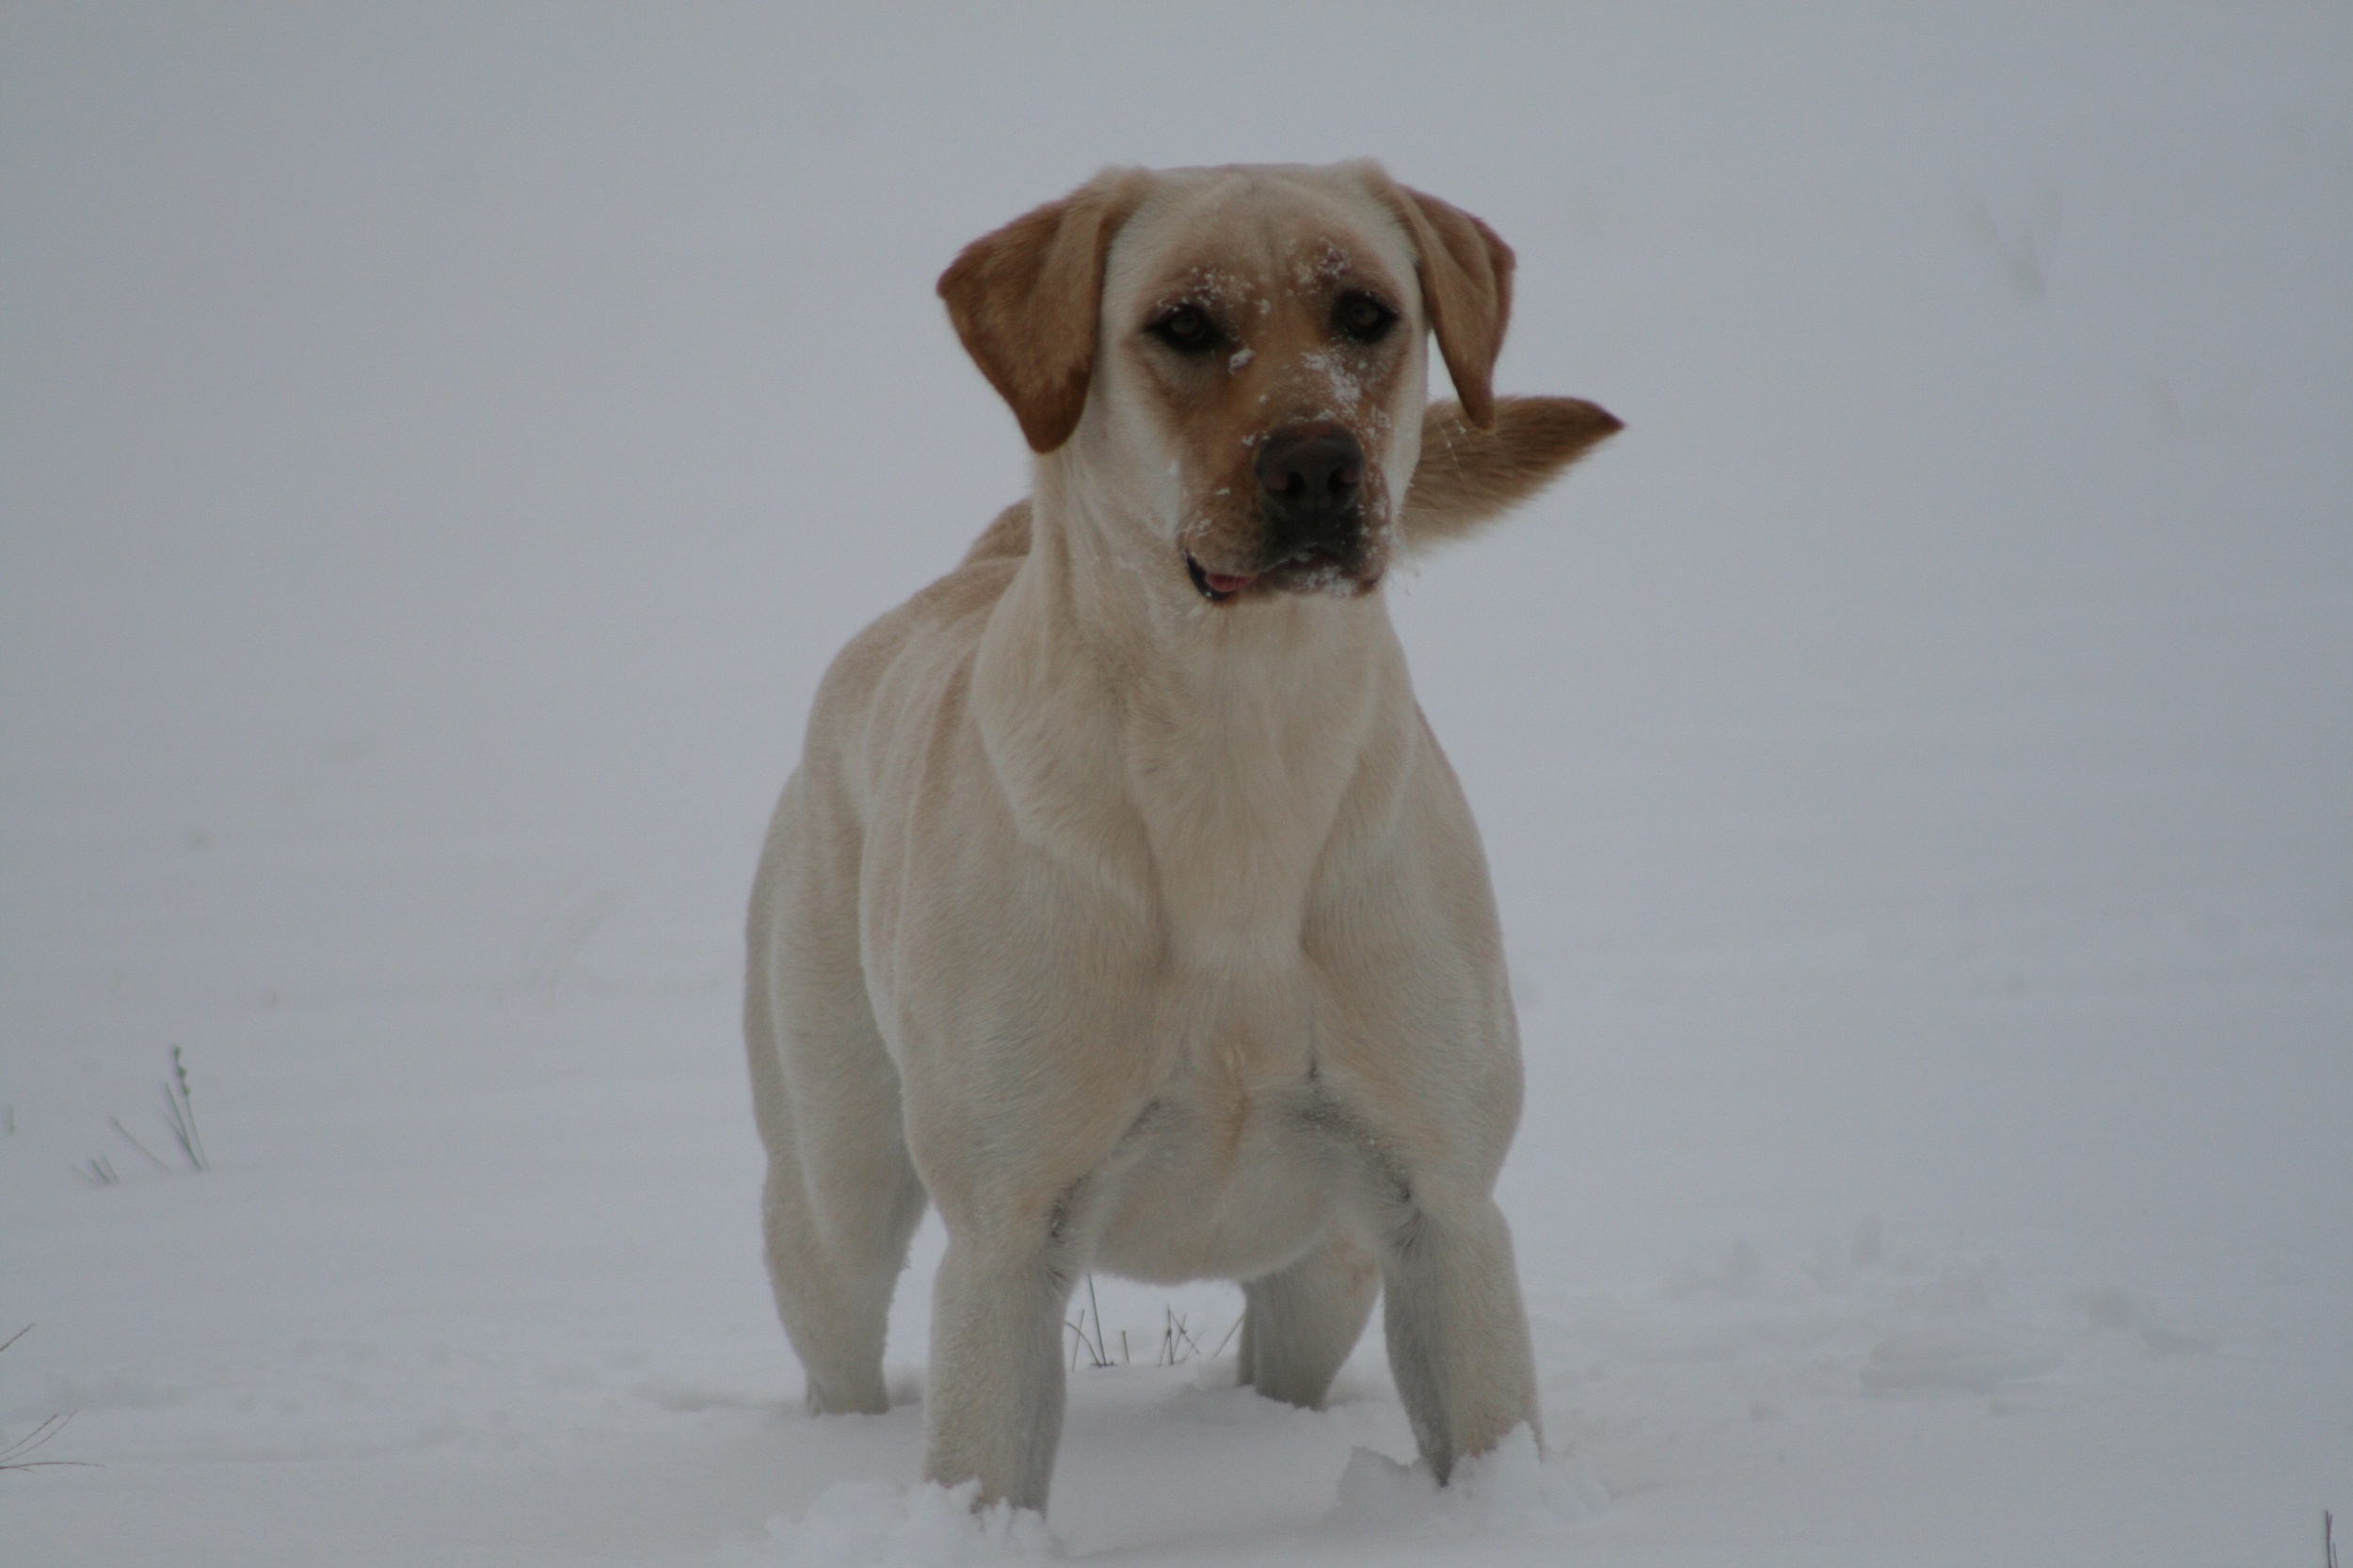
xmin=0 ymin=1411 xmax=100 ymax=1471
xmin=110 ymin=1117 xmax=172 ymax=1174
xmin=162 ymin=1046 xmax=207 ymax=1172
xmin=0 ymin=1328 xmax=100 ymax=1473
xmin=1064 ymin=1274 xmax=1113 ymax=1370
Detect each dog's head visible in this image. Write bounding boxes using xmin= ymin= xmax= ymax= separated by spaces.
xmin=940 ymin=163 xmax=1619 ymax=606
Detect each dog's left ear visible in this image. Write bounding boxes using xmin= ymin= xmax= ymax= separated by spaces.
xmin=1365 ymin=172 xmax=1515 ymax=428
xmin=937 ymin=168 xmax=1150 ymax=454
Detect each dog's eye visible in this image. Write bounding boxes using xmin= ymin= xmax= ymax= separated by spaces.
xmin=1149 ymin=305 xmax=1220 ymax=355
xmin=1334 ymin=293 xmax=1397 ymax=344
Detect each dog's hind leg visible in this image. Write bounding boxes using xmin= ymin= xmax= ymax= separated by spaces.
xmin=746 ymin=772 xmax=928 ymax=1416
xmin=752 ymin=1064 xmax=925 ymax=1416
xmin=1236 ymin=1226 xmax=1380 ymax=1409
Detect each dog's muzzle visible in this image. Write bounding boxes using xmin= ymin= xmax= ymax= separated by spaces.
xmin=1257 ymin=424 xmax=1364 ymax=554
xmin=1188 ymin=424 xmax=1378 ymax=602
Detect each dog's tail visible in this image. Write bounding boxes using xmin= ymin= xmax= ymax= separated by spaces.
xmin=960 ymin=501 xmax=1033 ymax=567
xmin=1401 ymin=396 xmax=1621 ymax=551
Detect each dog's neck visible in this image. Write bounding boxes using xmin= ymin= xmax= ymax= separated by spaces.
xmin=971 ymin=454 xmax=1417 ymax=961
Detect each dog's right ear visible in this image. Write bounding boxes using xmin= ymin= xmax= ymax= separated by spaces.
xmin=938 ymin=169 xmax=1150 ymax=454
xmin=1400 ymin=395 xmax=1622 ymax=550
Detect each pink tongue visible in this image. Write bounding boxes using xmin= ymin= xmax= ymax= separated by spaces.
xmin=1206 ymin=570 xmax=1257 ymax=595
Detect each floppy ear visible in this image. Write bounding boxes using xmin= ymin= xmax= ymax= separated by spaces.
xmin=1369 ymin=175 xmax=1515 ymax=427
xmin=1400 ymin=395 xmax=1622 ymax=550
xmin=936 ymin=169 xmax=1148 ymax=453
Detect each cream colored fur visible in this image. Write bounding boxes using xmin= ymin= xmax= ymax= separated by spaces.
xmin=744 ymin=162 xmax=1617 ymax=1515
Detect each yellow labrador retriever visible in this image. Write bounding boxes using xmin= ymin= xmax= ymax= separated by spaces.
xmin=745 ymin=161 xmax=1618 ymax=1514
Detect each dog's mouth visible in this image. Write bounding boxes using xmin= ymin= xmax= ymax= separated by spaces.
xmin=1187 ymin=556 xmax=1259 ymax=600
xmin=1187 ymin=550 xmax=1370 ymax=603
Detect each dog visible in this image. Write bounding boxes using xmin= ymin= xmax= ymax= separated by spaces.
xmin=744 ymin=161 xmax=1619 ymax=1515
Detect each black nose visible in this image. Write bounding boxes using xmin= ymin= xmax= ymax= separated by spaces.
xmin=1255 ymin=425 xmax=1363 ymax=529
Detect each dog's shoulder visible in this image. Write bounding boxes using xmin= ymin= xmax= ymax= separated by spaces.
xmin=802 ymin=504 xmax=1027 ymax=764
xmin=957 ymin=500 xmax=1032 ymax=567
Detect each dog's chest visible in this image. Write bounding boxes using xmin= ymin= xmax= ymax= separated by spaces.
xmin=1088 ymin=978 xmax=1340 ymax=1283
xmin=1126 ymin=678 xmax=1377 ymax=969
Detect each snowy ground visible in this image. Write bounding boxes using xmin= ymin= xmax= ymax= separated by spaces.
xmin=5 ymin=7 xmax=2349 ymax=1565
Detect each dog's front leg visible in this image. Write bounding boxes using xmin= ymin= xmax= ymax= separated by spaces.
xmin=921 ymin=1216 xmax=1080 ymax=1513
xmin=1370 ymin=1192 xmax=1542 ymax=1482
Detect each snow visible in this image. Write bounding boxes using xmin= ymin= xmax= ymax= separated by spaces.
xmin=4 ymin=6 xmax=2348 ymax=1565
xmin=728 ymin=1480 xmax=1059 ymax=1567
xmin=1326 ymin=1427 xmax=1608 ymax=1540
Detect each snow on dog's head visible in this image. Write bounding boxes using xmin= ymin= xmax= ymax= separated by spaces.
xmin=937 ymin=162 xmax=1618 ymax=612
